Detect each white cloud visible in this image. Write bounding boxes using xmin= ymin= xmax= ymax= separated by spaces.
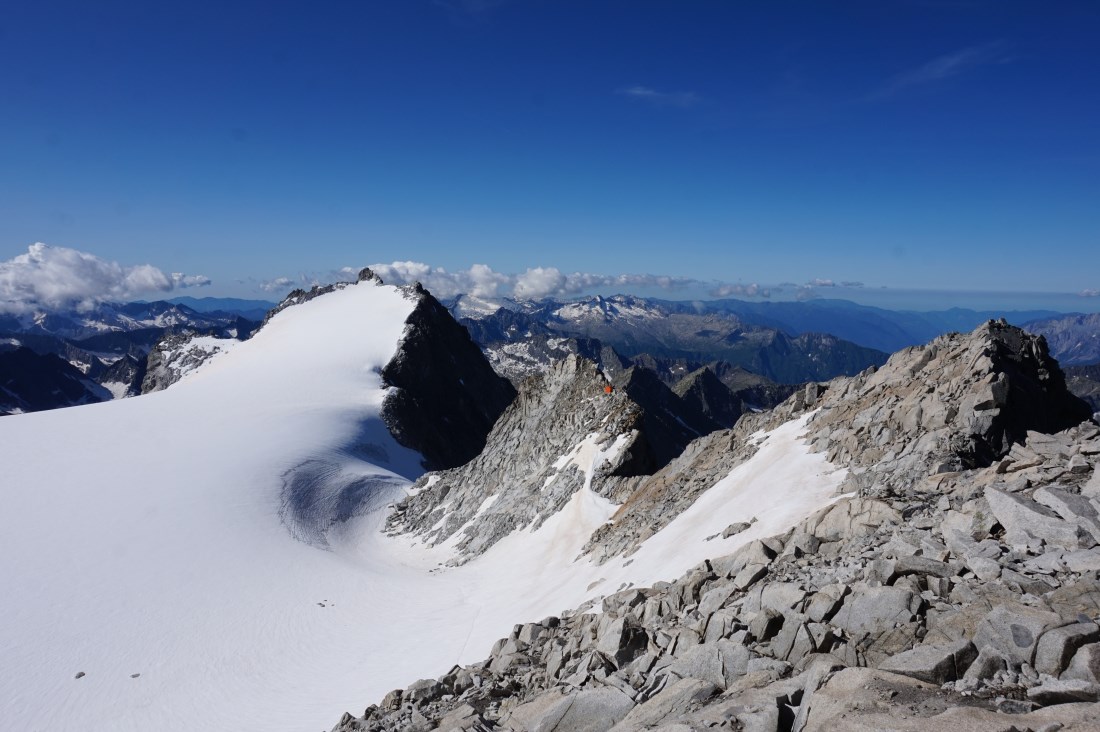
xmin=514 ymin=267 xmax=569 ymax=300
xmin=808 ymin=278 xmax=836 ymax=287
xmin=365 ymin=262 xmax=510 ymax=299
xmin=0 ymin=243 xmax=211 ymax=314
xmin=616 ymin=85 xmax=701 ymax=108
xmin=255 ymin=261 xmax=779 ymax=303
xmin=172 ymin=273 xmax=212 ymax=288
xmin=353 ymin=261 xmax=762 ymax=301
xmin=1080 ymin=288 xmax=1100 ymax=297
xmin=259 ymin=276 xmax=297 ymax=293
xmin=710 ymin=283 xmax=771 ymax=298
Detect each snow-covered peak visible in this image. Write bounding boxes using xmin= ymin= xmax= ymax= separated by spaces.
xmin=551 ymin=294 xmax=666 ymax=323
xmin=448 ymin=293 xmax=523 ymax=319
xmin=0 ymin=280 xmax=424 ymax=732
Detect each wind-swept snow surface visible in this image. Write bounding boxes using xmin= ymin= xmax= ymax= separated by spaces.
xmin=0 ymin=280 xmax=845 ymax=732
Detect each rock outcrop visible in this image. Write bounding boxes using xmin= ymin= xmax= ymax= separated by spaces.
xmin=673 ymin=366 xmax=744 ymax=429
xmin=386 ymin=355 xmax=653 ymax=563
xmin=611 ymin=366 xmax=721 ymax=467
xmin=335 ymin=322 xmax=1100 ymax=731
xmin=141 ymin=330 xmax=239 ymax=393
xmin=380 ymin=283 xmax=517 ymax=471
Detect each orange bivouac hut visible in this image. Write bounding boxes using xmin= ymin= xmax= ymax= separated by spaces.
xmin=604 ymin=384 xmax=613 ymax=394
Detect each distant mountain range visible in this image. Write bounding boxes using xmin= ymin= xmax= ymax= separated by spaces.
xmin=1024 ymin=312 xmax=1100 ymax=366
xmin=450 ymin=294 xmax=890 ymax=385
xmin=164 ymin=296 xmax=276 ymax=321
xmin=0 ymin=300 xmax=259 ymax=415
xmin=4 ymin=291 xmax=1099 ymax=419
xmin=448 ymin=293 xmax=1099 ymax=368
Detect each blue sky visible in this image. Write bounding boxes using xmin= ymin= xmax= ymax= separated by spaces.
xmin=1 ymin=1 xmax=1098 ymax=309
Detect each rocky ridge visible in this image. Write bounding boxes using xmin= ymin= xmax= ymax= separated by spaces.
xmin=141 ymin=330 xmax=240 ymax=393
xmin=386 ymin=355 xmax=653 ymax=563
xmin=335 ymin=322 xmax=1100 ymax=731
xmin=379 ymin=282 xmax=517 ymax=471
xmin=673 ymin=367 xmax=744 ymax=429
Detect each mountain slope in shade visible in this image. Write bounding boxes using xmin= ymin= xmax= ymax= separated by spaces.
xmin=0 ymin=347 xmax=109 ymax=414
xmin=673 ymin=366 xmax=744 ymax=428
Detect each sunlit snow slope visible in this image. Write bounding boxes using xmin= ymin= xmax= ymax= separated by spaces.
xmin=0 ymin=280 xmax=845 ymax=732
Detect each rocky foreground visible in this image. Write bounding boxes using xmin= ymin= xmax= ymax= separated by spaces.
xmin=334 ymin=321 xmax=1100 ymax=731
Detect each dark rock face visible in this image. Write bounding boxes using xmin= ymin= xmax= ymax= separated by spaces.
xmin=962 ymin=320 xmax=1092 ymax=465
xmin=1065 ymin=362 xmax=1100 ymax=416
xmin=101 ymin=354 xmax=147 ymax=397
xmin=613 ymin=366 xmax=721 ymax=468
xmin=673 ymin=366 xmax=744 ymax=429
xmin=380 ymin=285 xmax=517 ymax=471
xmin=707 ymin=361 xmax=800 ymax=409
xmin=0 ymin=347 xmax=107 ymax=415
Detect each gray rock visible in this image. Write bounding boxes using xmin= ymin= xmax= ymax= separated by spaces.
xmin=830 ymin=586 xmax=921 ymax=635
xmin=661 ymin=644 xmax=727 ymax=690
xmin=721 ymin=521 xmax=753 ymax=539
xmin=1047 ymin=578 xmax=1100 ymax=624
xmin=973 ymin=604 xmax=1062 ymax=666
xmin=596 ymin=617 xmax=648 ymax=668
xmin=805 ymin=584 xmax=847 ymax=623
xmin=712 ymin=539 xmax=776 ymax=579
xmin=803 ymin=498 xmax=900 ymax=541
xmin=404 ymin=678 xmax=442 ymax=704
xmin=1034 ymin=622 xmax=1100 ymax=677
xmin=966 ymin=555 xmax=1002 ymax=581
xmin=1027 ymin=677 xmax=1100 ymax=705
xmin=504 ymin=687 xmax=636 ymax=732
xmin=697 ymin=584 xmax=736 ymax=618
xmin=893 ymin=555 xmax=957 ymax=579
xmin=1063 ymin=643 xmax=1100 ymax=684
xmin=961 ymin=646 xmax=1009 ymax=682
xmin=436 ymin=703 xmax=485 ymax=731
xmin=732 ymin=563 xmax=768 ymax=592
xmin=612 ymin=678 xmax=717 ymax=730
xmin=985 ymin=487 xmax=1086 ymax=549
xmin=1063 ymin=549 xmax=1100 ymax=573
xmin=1035 ymin=485 xmax=1100 ymax=544
xmin=877 ymin=639 xmax=977 ymax=684
xmin=749 ymin=608 xmax=784 ymax=642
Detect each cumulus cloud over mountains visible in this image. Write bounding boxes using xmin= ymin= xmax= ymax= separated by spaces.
xmin=0 ymin=243 xmax=210 ymax=314
xmin=363 ymin=261 xmax=734 ymax=300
